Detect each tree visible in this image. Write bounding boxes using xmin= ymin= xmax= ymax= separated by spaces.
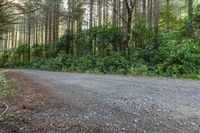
xmin=112 ymin=0 xmax=117 ymax=26
xmin=122 ymin=0 xmax=136 ymax=59
xmin=98 ymin=0 xmax=102 ymax=26
xmin=89 ymin=0 xmax=94 ymax=29
xmin=153 ymin=0 xmax=159 ymax=49
xmin=0 ymin=0 xmax=16 ymax=39
xmin=1 ymin=0 xmax=200 ymax=64
xmin=188 ymin=0 xmax=194 ymax=36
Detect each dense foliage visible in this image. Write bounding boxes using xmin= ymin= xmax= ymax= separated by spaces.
xmin=1 ymin=2 xmax=200 ymax=79
xmin=1 ymin=28 xmax=200 ymax=79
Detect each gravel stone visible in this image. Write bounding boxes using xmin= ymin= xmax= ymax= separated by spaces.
xmin=11 ymin=69 xmax=200 ymax=132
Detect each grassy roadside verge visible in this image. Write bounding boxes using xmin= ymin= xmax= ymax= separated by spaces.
xmin=0 ymin=72 xmax=17 ymax=99
xmin=0 ymin=70 xmax=105 ymax=132
xmin=0 ymin=71 xmax=18 ymax=130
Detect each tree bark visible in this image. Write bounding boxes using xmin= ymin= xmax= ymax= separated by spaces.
xmin=98 ymin=0 xmax=102 ymax=26
xmin=89 ymin=0 xmax=94 ymax=29
xmin=188 ymin=0 xmax=193 ymax=36
xmin=153 ymin=0 xmax=159 ymax=49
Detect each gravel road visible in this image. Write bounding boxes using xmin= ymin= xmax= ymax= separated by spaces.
xmin=11 ymin=69 xmax=200 ymax=132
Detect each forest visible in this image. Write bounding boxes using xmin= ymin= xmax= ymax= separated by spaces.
xmin=0 ymin=0 xmax=200 ymax=78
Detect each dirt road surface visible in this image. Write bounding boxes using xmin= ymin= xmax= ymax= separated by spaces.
xmin=1 ymin=69 xmax=200 ymax=133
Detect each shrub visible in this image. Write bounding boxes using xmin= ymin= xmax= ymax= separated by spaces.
xmin=31 ymin=59 xmax=46 ymax=69
xmin=75 ymin=54 xmax=99 ymax=72
xmin=40 ymin=58 xmax=62 ymax=71
xmin=130 ymin=63 xmax=149 ymax=76
xmin=154 ymin=39 xmax=200 ymax=75
xmin=97 ymin=53 xmax=129 ymax=74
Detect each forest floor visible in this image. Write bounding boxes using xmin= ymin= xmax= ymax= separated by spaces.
xmin=0 ymin=69 xmax=200 ymax=133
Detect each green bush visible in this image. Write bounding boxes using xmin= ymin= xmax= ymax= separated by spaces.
xmin=192 ymin=4 xmax=200 ymax=32
xmin=40 ymin=58 xmax=62 ymax=71
xmin=97 ymin=53 xmax=129 ymax=74
xmin=31 ymin=59 xmax=45 ymax=69
xmin=56 ymin=51 xmax=75 ymax=71
xmin=75 ymin=54 xmax=99 ymax=72
xmin=129 ymin=60 xmax=149 ymax=76
xmin=154 ymin=39 xmax=200 ymax=75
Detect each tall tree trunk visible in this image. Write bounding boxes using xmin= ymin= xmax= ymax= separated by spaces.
xmin=112 ymin=0 xmax=117 ymax=26
xmin=148 ymin=0 xmax=153 ymax=28
xmin=23 ymin=18 xmax=26 ymax=44
xmin=53 ymin=0 xmax=60 ymax=43
xmin=48 ymin=9 xmax=53 ymax=55
xmin=98 ymin=0 xmax=102 ymax=26
xmin=28 ymin=14 xmax=31 ymax=61
xmin=15 ymin=23 xmax=18 ymax=47
xmin=122 ymin=1 xmax=127 ymax=54
xmin=11 ymin=27 xmax=14 ymax=48
xmin=35 ymin=16 xmax=38 ymax=45
xmin=166 ymin=0 xmax=170 ymax=30
xmin=153 ymin=0 xmax=159 ymax=49
xmin=45 ymin=8 xmax=48 ymax=44
xmin=41 ymin=23 xmax=44 ymax=44
xmin=117 ymin=0 xmax=121 ymax=26
xmin=188 ymin=0 xmax=193 ymax=36
xmin=89 ymin=0 xmax=94 ymax=29
xmin=4 ymin=32 xmax=8 ymax=50
xmin=122 ymin=0 xmax=136 ymax=60
xmin=141 ymin=0 xmax=147 ymax=48
xmin=142 ymin=0 xmax=146 ymax=18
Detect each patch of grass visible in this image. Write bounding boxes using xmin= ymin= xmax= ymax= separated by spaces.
xmin=0 ymin=73 xmax=17 ymax=99
xmin=0 ymin=112 xmax=15 ymax=126
xmin=180 ymin=74 xmax=200 ymax=80
xmin=0 ymin=72 xmax=17 ymax=127
xmin=0 ymin=87 xmax=17 ymax=99
xmin=0 ymin=73 xmax=6 ymax=88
